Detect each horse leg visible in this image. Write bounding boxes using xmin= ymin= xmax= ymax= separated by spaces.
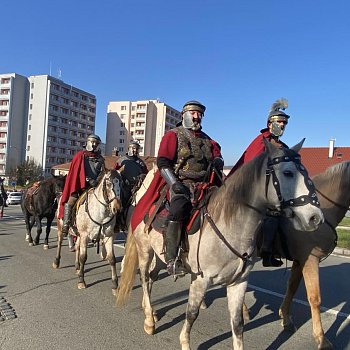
xmin=43 ymin=215 xmax=54 ymax=250
xmin=103 ymin=235 xmax=118 ymax=295
xmin=179 ymin=276 xmax=210 ymax=350
xmin=77 ymin=236 xmax=88 ymax=289
xmin=33 ymin=216 xmax=42 ymax=246
xmin=146 ymin=256 xmax=163 ymax=323
xmin=75 ymin=236 xmax=81 ymax=271
xmin=279 ymin=260 xmax=302 ymax=331
xmin=26 ymin=215 xmax=35 ymax=245
xmin=138 ymin=249 xmax=156 ymax=335
xmin=302 ymin=255 xmax=333 ymax=349
xmin=53 ymin=218 xmax=63 ymax=269
xmin=226 ymin=281 xmax=247 ymax=350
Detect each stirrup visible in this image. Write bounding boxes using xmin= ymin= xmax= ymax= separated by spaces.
xmin=166 ymin=260 xmax=187 ymax=277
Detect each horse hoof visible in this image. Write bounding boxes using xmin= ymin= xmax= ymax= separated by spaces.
xmin=77 ymin=282 xmax=86 ymax=289
xmin=153 ymin=311 xmax=159 ymax=323
xmin=200 ymin=300 xmax=207 ymax=310
xmin=25 ymin=235 xmax=29 ymax=241
xmin=112 ymin=288 xmax=118 ymax=297
xmin=28 ymin=243 xmax=33 ymax=246
xmin=43 ymin=245 xmax=49 ymax=250
xmin=282 ymin=321 xmax=296 ymax=332
xmin=144 ymin=323 xmax=155 ymax=335
xmin=52 ymin=262 xmax=59 ymax=269
xmin=317 ymin=337 xmax=333 ymax=349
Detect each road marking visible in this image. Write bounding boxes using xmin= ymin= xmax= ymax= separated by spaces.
xmin=4 ymin=213 xmax=350 ymax=321
xmin=248 ymin=284 xmax=350 ymax=320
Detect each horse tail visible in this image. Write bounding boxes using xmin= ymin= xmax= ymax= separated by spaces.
xmin=116 ymin=230 xmax=138 ymax=306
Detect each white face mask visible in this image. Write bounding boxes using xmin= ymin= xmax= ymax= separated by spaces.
xmin=86 ymin=140 xmax=100 ymax=152
xmin=182 ymin=111 xmax=203 ymax=130
xmin=128 ymin=145 xmax=139 ymax=157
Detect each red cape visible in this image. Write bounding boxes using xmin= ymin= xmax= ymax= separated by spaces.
xmin=227 ymin=129 xmax=287 ymax=177
xmin=58 ymin=150 xmax=95 ymax=218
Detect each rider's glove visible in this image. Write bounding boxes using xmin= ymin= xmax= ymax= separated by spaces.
xmin=212 ymin=157 xmax=224 ymax=171
xmin=171 ymin=181 xmax=190 ymax=196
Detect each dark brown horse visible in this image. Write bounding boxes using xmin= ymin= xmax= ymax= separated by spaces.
xmin=21 ymin=175 xmax=66 ymax=249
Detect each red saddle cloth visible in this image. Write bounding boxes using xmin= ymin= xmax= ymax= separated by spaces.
xmin=26 ymin=182 xmax=41 ymax=198
xmin=144 ymin=182 xmax=213 ymax=235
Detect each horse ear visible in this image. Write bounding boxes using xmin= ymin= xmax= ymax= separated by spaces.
xmin=263 ymin=137 xmax=278 ymax=155
xmin=290 ymin=138 xmax=305 ymax=153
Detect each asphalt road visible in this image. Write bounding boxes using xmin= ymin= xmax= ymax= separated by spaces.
xmin=0 ymin=205 xmax=349 ymax=350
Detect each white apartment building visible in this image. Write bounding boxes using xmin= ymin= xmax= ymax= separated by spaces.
xmin=105 ymin=99 xmax=181 ymax=156
xmin=0 ymin=73 xmax=96 ymax=178
xmin=0 ymin=73 xmax=29 ymax=177
xmin=26 ymin=75 xmax=96 ymax=175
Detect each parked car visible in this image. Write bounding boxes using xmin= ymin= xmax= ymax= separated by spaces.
xmin=6 ymin=192 xmax=22 ymax=205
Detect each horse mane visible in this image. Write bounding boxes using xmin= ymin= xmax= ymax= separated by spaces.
xmin=209 ymin=151 xmax=267 ymax=223
xmin=312 ymin=160 xmax=350 ymax=189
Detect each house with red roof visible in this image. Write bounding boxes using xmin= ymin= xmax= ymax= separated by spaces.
xmin=299 ymin=139 xmax=350 ymax=177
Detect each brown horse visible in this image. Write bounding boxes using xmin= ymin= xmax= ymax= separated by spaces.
xmin=116 ymin=140 xmax=324 ymax=350
xmin=254 ymin=160 xmax=350 ymax=350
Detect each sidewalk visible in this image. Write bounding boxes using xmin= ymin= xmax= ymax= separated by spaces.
xmin=334 ymin=226 xmax=350 ymax=257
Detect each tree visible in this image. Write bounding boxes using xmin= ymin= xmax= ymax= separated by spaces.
xmin=15 ymin=158 xmax=43 ymax=186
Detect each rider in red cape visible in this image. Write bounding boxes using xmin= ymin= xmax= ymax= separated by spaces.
xmin=58 ymin=134 xmax=105 ymax=236
xmin=131 ymin=100 xmax=223 ymax=276
xmin=227 ymin=98 xmax=290 ymax=267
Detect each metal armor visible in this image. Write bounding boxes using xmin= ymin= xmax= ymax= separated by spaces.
xmin=84 ymin=154 xmax=104 ymax=184
xmin=172 ymin=126 xmax=213 ymax=181
xmin=118 ymin=155 xmax=146 ymax=187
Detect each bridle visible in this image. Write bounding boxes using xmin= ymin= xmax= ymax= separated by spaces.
xmin=265 ymin=154 xmax=320 ymax=213
xmin=201 ymin=153 xmax=321 ymax=273
xmin=91 ymin=171 xmax=121 ymax=216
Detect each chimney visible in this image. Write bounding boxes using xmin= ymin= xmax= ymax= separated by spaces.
xmin=328 ymin=138 xmax=335 ymax=158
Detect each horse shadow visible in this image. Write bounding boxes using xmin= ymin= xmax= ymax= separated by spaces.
xmin=245 ymin=262 xmax=350 ymax=349
xmin=152 ymin=262 xmax=350 ymax=349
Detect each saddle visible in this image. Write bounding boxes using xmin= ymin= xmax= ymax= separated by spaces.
xmin=143 ymin=182 xmax=218 ymax=236
xmin=69 ymin=189 xmax=90 ymax=236
xmin=25 ymin=182 xmax=41 ymax=211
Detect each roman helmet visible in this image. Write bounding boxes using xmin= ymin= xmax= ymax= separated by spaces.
xmin=86 ymin=134 xmax=101 ymax=152
xmin=267 ymin=98 xmax=290 ymax=137
xmin=128 ymin=140 xmax=141 ymax=157
xmin=180 ymin=100 xmax=206 ymax=130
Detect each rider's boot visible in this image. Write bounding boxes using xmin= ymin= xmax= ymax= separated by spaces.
xmin=61 ymin=203 xmax=73 ymax=237
xmin=261 ymin=216 xmax=283 ymax=267
xmin=165 ymin=220 xmax=186 ymax=277
xmin=67 ymin=234 xmax=75 ymax=252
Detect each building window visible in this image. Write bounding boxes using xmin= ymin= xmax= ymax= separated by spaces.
xmin=120 ymin=122 xmax=125 ymax=127
xmin=119 ymin=139 xmax=124 ymax=144
xmin=28 ymin=135 xmax=31 ymax=141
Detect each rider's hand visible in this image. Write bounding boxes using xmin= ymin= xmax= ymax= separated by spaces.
xmin=171 ymin=181 xmax=190 ymax=196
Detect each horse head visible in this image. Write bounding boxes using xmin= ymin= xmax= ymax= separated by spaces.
xmin=98 ymin=169 xmax=122 ymax=215
xmin=264 ymin=138 xmax=324 ymax=231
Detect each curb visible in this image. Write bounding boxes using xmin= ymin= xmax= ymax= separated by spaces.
xmin=333 ymin=247 xmax=350 ymax=257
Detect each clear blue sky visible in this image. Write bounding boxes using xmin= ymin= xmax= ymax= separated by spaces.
xmin=2 ymin=1 xmax=349 ymax=165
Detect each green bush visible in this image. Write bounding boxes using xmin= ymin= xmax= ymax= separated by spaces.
xmin=336 ymin=229 xmax=350 ymax=249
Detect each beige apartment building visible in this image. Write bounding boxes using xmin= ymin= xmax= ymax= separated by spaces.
xmin=0 ymin=72 xmax=96 ymax=179
xmin=105 ymin=99 xmax=181 ymax=157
